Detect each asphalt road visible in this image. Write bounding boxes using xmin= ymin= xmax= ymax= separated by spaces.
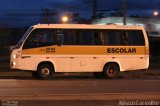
xmin=0 ymin=79 xmax=160 ymax=100
xmin=0 ymin=78 xmax=159 ymax=106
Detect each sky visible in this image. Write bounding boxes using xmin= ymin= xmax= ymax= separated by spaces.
xmin=0 ymin=0 xmax=160 ymax=27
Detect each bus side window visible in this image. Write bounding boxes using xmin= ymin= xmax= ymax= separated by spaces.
xmin=23 ymin=29 xmax=55 ymax=49
xmin=57 ymin=30 xmax=64 ymax=45
xmin=93 ymin=31 xmax=102 ymax=45
xmin=109 ymin=30 xmax=121 ymax=45
xmin=127 ymin=30 xmax=145 ymax=46
xmin=81 ymin=30 xmax=93 ymax=45
xmin=99 ymin=31 xmax=110 ymax=45
xmin=121 ymin=31 xmax=129 ymax=45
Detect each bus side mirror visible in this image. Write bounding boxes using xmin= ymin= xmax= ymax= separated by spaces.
xmin=57 ymin=34 xmax=63 ymax=46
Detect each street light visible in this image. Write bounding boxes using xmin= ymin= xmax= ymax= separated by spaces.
xmin=153 ymin=11 xmax=159 ymax=16
xmin=62 ymin=16 xmax=69 ymax=23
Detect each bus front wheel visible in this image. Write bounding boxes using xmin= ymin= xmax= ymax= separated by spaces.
xmin=103 ymin=63 xmax=119 ymax=79
xmin=37 ymin=63 xmax=54 ymax=80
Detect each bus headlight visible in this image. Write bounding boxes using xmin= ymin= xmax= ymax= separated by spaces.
xmin=12 ymin=54 xmax=20 ymax=59
xmin=11 ymin=61 xmax=16 ymax=66
xmin=13 ymin=62 xmax=16 ymax=66
xmin=13 ymin=54 xmax=16 ymax=59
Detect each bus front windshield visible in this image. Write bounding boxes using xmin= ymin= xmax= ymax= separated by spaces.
xmin=15 ymin=27 xmax=33 ymax=49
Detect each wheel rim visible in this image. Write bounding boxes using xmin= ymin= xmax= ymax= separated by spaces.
xmin=41 ymin=68 xmax=50 ymax=76
xmin=106 ymin=66 xmax=117 ymax=77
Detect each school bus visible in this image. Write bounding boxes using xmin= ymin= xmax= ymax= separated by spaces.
xmin=10 ymin=24 xmax=149 ymax=79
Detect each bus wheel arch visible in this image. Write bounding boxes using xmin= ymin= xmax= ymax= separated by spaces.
xmin=34 ymin=61 xmax=55 ymax=79
xmin=103 ymin=62 xmax=120 ymax=79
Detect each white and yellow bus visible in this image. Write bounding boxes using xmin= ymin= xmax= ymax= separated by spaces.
xmin=10 ymin=24 xmax=149 ymax=79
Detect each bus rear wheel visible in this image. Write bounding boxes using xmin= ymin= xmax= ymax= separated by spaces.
xmin=103 ymin=63 xmax=119 ymax=79
xmin=37 ymin=63 xmax=54 ymax=80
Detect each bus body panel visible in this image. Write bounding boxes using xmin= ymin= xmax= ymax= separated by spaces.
xmin=10 ymin=24 xmax=149 ymax=73
xmin=11 ymin=46 xmax=148 ymax=72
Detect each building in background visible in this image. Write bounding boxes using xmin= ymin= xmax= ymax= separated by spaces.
xmin=92 ymin=17 xmax=160 ymax=37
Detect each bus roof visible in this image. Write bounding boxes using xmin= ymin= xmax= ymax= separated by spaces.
xmin=32 ymin=24 xmax=144 ymax=30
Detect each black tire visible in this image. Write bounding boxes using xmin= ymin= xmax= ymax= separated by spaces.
xmin=37 ymin=64 xmax=54 ymax=80
xmin=103 ymin=63 xmax=120 ymax=79
xmin=93 ymin=72 xmax=104 ymax=79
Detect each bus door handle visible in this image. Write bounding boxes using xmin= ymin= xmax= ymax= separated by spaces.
xmin=21 ymin=56 xmax=31 ymax=59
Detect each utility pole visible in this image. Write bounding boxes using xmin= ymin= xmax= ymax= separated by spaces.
xmin=122 ymin=0 xmax=126 ymax=25
xmin=92 ymin=0 xmax=97 ymax=19
xmin=41 ymin=8 xmax=57 ymax=24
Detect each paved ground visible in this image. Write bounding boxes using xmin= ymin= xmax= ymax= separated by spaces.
xmin=0 ymin=79 xmax=160 ymax=99
xmin=0 ymin=79 xmax=160 ymax=106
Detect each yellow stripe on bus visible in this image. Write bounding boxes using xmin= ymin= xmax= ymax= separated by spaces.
xmin=22 ymin=46 xmax=147 ymax=55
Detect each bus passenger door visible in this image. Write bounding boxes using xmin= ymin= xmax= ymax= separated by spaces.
xmin=56 ymin=46 xmax=70 ymax=72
